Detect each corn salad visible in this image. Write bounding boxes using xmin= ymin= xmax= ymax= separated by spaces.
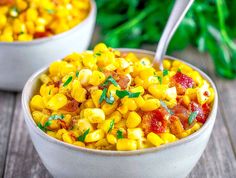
xmin=0 ymin=0 xmax=90 ymax=42
xmin=30 ymin=43 xmax=214 ymax=151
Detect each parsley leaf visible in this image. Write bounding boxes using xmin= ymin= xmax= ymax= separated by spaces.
xmin=76 ymin=70 xmax=79 ymax=77
xmin=78 ymin=129 xmax=90 ymax=142
xmin=38 ymin=123 xmax=46 ymax=132
xmin=99 ymin=88 xmax=108 ymax=103
xmin=116 ymin=130 xmax=123 ymax=139
xmin=157 ymin=76 xmax=162 ymax=84
xmin=46 ymin=9 xmax=55 ymax=14
xmin=188 ymin=111 xmax=199 ymax=125
xmin=44 ymin=114 xmax=65 ymax=127
xmin=163 ymin=69 xmax=169 ymax=76
xmin=108 ymin=119 xmax=115 ymax=133
xmin=63 ymin=76 xmax=73 ymax=87
xmin=102 ymin=76 xmax=118 ymax=87
xmin=116 ymin=90 xmax=140 ymax=99
xmin=160 ymin=100 xmax=173 ymax=115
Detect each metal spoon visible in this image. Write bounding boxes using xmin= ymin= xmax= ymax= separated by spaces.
xmin=153 ymin=0 xmax=194 ymax=70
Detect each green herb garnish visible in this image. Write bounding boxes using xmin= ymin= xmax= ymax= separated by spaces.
xmin=63 ymin=76 xmax=73 ymax=87
xmin=160 ymin=100 xmax=173 ymax=115
xmin=102 ymin=76 xmax=118 ymax=87
xmin=157 ymin=76 xmax=162 ymax=84
xmin=38 ymin=123 xmax=46 ymax=132
xmin=99 ymin=88 xmax=108 ymax=103
xmin=44 ymin=114 xmax=65 ymax=127
xmin=105 ymin=92 xmax=115 ymax=104
xmin=76 ymin=70 xmax=79 ymax=77
xmin=78 ymin=128 xmax=90 ymax=142
xmin=163 ymin=69 xmax=169 ymax=76
xmin=116 ymin=90 xmax=140 ymax=99
xmin=9 ymin=7 xmax=19 ymax=17
xmin=116 ymin=130 xmax=123 ymax=139
xmin=46 ymin=9 xmax=55 ymax=14
xmin=188 ymin=111 xmax=199 ymax=125
xmin=108 ymin=119 xmax=115 ymax=133
xmin=177 ymin=68 xmax=182 ymax=72
xmin=95 ymin=52 xmax=102 ymax=56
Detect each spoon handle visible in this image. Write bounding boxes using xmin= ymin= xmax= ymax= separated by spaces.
xmin=153 ymin=0 xmax=194 ymax=70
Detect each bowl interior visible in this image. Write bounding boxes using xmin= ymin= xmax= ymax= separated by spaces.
xmin=22 ymin=49 xmax=218 ymax=155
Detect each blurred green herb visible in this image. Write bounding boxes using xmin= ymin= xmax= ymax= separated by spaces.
xmin=96 ymin=0 xmax=236 ymax=78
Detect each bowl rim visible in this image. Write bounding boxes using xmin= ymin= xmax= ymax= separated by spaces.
xmin=0 ymin=0 xmax=96 ymax=46
xmin=22 ymin=48 xmax=218 ymax=156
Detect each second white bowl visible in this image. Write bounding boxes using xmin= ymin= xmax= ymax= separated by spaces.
xmin=0 ymin=0 xmax=96 ymax=91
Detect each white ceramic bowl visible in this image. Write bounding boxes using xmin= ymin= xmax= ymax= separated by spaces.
xmin=0 ymin=0 xmax=96 ymax=91
xmin=22 ymin=49 xmax=218 ymax=178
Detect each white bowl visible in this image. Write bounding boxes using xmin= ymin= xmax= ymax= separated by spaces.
xmin=22 ymin=49 xmax=218 ymax=178
xmin=0 ymin=0 xmax=96 ymax=91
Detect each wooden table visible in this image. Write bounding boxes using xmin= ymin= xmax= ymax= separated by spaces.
xmin=0 ymin=45 xmax=236 ymax=178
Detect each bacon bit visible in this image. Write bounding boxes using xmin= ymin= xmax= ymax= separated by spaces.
xmin=204 ymin=91 xmax=209 ymax=97
xmin=61 ymin=99 xmax=79 ymax=112
xmin=169 ymin=115 xmax=184 ymax=135
xmin=69 ymin=132 xmax=77 ymax=142
xmin=189 ymin=102 xmax=210 ymax=124
xmin=54 ymin=81 xmax=61 ymax=88
xmin=172 ymin=104 xmax=191 ymax=129
xmin=34 ymin=29 xmax=53 ymax=39
xmin=171 ymin=72 xmax=194 ymax=94
xmin=58 ymin=120 xmax=68 ymax=129
xmin=118 ymin=75 xmax=130 ymax=89
xmin=142 ymin=109 xmax=168 ymax=134
xmin=0 ymin=0 xmax=14 ymax=5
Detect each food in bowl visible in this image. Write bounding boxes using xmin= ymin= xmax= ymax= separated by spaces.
xmin=29 ymin=43 xmax=215 ymax=151
xmin=0 ymin=0 xmax=90 ymax=42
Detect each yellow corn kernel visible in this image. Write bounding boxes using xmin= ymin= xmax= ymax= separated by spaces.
xmin=82 ymin=52 xmax=97 ymax=69
xmin=61 ymin=63 xmax=76 ymax=76
xmin=159 ymin=133 xmax=177 ymax=143
xmin=78 ymin=69 xmax=92 ymax=86
xmin=134 ymin=96 xmax=145 ymax=108
xmin=207 ymin=88 xmax=215 ymax=104
xmin=71 ymin=80 xmax=87 ymax=102
xmin=190 ymin=71 xmax=203 ymax=86
xmin=47 ymin=94 xmax=67 ymax=110
xmin=185 ymin=88 xmax=197 ymax=100
xmin=139 ymin=68 xmax=155 ymax=80
xmin=94 ymin=43 xmax=108 ymax=53
xmin=134 ymin=76 xmax=144 ymax=86
xmin=77 ymin=119 xmax=93 ymax=133
xmin=0 ymin=14 xmax=7 ymax=29
xmin=108 ymin=111 xmax=122 ymax=123
xmin=98 ymin=119 xmax=114 ymax=133
xmin=163 ymin=59 xmax=171 ymax=69
xmin=30 ymin=95 xmax=45 ymax=110
xmin=116 ymin=120 xmax=126 ymax=129
xmin=49 ymin=61 xmax=63 ymax=76
xmin=117 ymin=105 xmax=128 ymax=115
xmin=56 ymin=129 xmax=68 ymax=140
xmin=91 ymin=90 xmax=103 ymax=107
xmin=32 ymin=111 xmax=48 ymax=124
xmin=0 ymin=33 xmax=14 ymax=42
xmin=106 ymin=134 xmax=117 ymax=145
xmin=73 ymin=141 xmax=85 ymax=147
xmin=83 ymin=108 xmax=105 ymax=123
xmin=147 ymin=132 xmax=164 ymax=146
xmin=183 ymin=95 xmax=190 ymax=106
xmin=117 ymin=139 xmax=137 ymax=151
xmin=89 ymin=71 xmax=105 ymax=86
xmin=130 ymin=86 xmax=144 ymax=95
xmin=166 ymin=87 xmax=177 ymax=100
xmin=196 ymin=81 xmax=210 ymax=105
xmin=85 ymin=129 xmax=105 ymax=143
xmin=148 ymin=84 xmax=168 ymax=99
xmin=40 ymin=74 xmax=51 ymax=84
xmin=165 ymin=99 xmax=177 ymax=108
xmin=140 ymin=99 xmax=160 ymax=111
xmin=47 ymin=131 xmax=56 ymax=138
xmin=84 ymin=99 xmax=95 ymax=108
xmin=125 ymin=52 xmax=139 ymax=63
xmin=101 ymin=102 xmax=118 ymax=115
xmin=121 ymin=98 xmax=137 ymax=111
xmin=137 ymin=138 xmax=153 ymax=149
xmin=126 ymin=112 xmax=141 ymax=128
xmin=62 ymin=133 xmax=73 ymax=144
xmin=95 ymin=138 xmax=109 ymax=147
xmin=127 ymin=128 xmax=144 ymax=140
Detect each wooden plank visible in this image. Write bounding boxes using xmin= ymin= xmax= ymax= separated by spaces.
xmin=0 ymin=91 xmax=15 ymax=177
xmin=4 ymin=94 xmax=52 ymax=178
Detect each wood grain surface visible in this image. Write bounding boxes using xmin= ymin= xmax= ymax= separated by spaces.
xmin=0 ymin=46 xmax=236 ymax=178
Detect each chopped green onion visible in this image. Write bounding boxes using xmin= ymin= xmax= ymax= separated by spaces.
xmin=76 ymin=70 xmax=79 ymax=77
xmin=63 ymin=76 xmax=73 ymax=87
xmin=108 ymin=119 xmax=115 ymax=133
xmin=9 ymin=7 xmax=19 ymax=17
xmin=157 ymin=76 xmax=162 ymax=84
xmin=94 ymin=52 xmax=101 ymax=56
xmin=116 ymin=130 xmax=123 ymax=139
xmin=78 ymin=128 xmax=90 ymax=142
xmin=44 ymin=114 xmax=65 ymax=127
xmin=38 ymin=123 xmax=46 ymax=132
xmin=116 ymin=90 xmax=140 ymax=99
xmin=188 ymin=111 xmax=199 ymax=125
xmin=102 ymin=76 xmax=118 ymax=87
xmin=160 ymin=100 xmax=173 ymax=115
xmin=46 ymin=9 xmax=55 ymax=14
xmin=105 ymin=92 xmax=115 ymax=104
xmin=177 ymin=68 xmax=182 ymax=72
xmin=163 ymin=69 xmax=169 ymax=76
xmin=99 ymin=88 xmax=108 ymax=103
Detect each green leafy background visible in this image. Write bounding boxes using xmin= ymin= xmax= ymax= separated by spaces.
xmin=95 ymin=0 xmax=236 ymax=79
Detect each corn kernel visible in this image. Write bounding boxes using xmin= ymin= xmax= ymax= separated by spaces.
xmin=117 ymin=139 xmax=137 ymax=151
xmin=128 ymin=128 xmax=144 ymax=140
xmin=106 ymin=134 xmax=117 ymax=144
xmin=140 ymin=99 xmax=160 ymax=111
xmin=62 ymin=133 xmax=73 ymax=144
xmin=147 ymin=132 xmax=164 ymax=146
xmin=77 ymin=119 xmax=93 ymax=133
xmin=83 ymin=108 xmax=105 ymax=123
xmin=78 ymin=69 xmax=92 ymax=86
xmin=148 ymin=84 xmax=168 ymax=99
xmin=30 ymin=95 xmax=45 ymax=110
xmin=85 ymin=129 xmax=105 ymax=143
xmin=47 ymin=94 xmax=67 ymax=110
xmin=73 ymin=141 xmax=85 ymax=147
xmin=126 ymin=112 xmax=141 ymax=128
xmin=159 ymin=133 xmax=177 ymax=143
xmin=91 ymin=90 xmax=103 ymax=108
xmin=89 ymin=71 xmax=106 ymax=86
